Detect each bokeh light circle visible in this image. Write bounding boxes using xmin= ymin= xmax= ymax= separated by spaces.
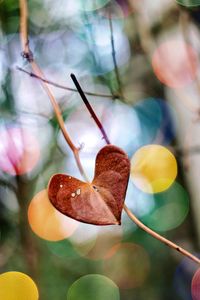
xmin=67 ymin=222 xmax=122 ymax=260
xmin=28 ymin=189 xmax=79 ymax=241
xmin=0 ymin=126 xmax=40 ymax=175
xmin=0 ymin=271 xmax=39 ymax=300
xmin=46 ymin=239 xmax=79 ymax=259
xmin=131 ymin=144 xmax=177 ymax=193
xmin=176 ymin=0 xmax=200 ymax=7
xmin=69 ymin=223 xmax=99 ymax=257
xmin=133 ymin=98 xmax=176 ymax=149
xmin=79 ymin=226 xmax=123 ymax=260
xmin=141 ymin=181 xmax=189 ymax=232
xmin=67 ymin=274 xmax=120 ymax=300
xmin=69 ymin=14 xmax=130 ymax=76
xmin=104 ymin=243 xmax=150 ymax=289
xmin=104 ymin=100 xmax=141 ymax=154
xmin=192 ymin=268 xmax=200 ymax=300
xmin=152 ymin=40 xmax=198 ymax=88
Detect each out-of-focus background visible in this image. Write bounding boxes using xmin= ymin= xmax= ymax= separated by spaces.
xmin=1 ymin=0 xmax=200 ymax=299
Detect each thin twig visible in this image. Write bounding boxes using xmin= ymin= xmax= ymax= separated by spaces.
xmin=108 ymin=10 xmax=124 ymax=99
xmin=124 ymin=204 xmax=200 ymax=264
xmin=16 ymin=66 xmax=116 ymax=99
xmin=70 ymin=74 xmax=111 ymax=145
xmin=73 ymin=74 xmax=200 ymax=265
xmin=19 ymin=0 xmax=88 ymax=182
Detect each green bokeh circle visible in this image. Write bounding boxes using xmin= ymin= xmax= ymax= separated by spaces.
xmin=67 ymin=274 xmax=120 ymax=300
xmin=141 ymin=182 xmax=189 ymax=232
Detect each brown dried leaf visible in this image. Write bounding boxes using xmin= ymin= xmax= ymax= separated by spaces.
xmin=48 ymin=145 xmax=130 ymax=225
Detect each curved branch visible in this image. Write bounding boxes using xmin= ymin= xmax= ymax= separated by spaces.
xmin=19 ymin=0 xmax=88 ymax=182
xmin=124 ymin=204 xmax=200 ymax=264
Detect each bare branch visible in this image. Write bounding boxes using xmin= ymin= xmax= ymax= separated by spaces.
xmin=16 ymin=66 xmax=116 ymax=99
xmin=124 ymin=204 xmax=200 ymax=264
xmin=19 ymin=0 xmax=200 ymax=265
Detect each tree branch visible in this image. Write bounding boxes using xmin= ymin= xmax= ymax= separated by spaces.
xmin=124 ymin=204 xmax=200 ymax=264
xmin=16 ymin=66 xmax=116 ymax=99
xmin=19 ymin=0 xmax=200 ymax=265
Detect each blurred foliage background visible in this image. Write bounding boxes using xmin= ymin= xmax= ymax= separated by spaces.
xmin=1 ymin=0 xmax=200 ymax=299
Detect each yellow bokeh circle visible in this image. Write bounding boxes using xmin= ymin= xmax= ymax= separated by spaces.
xmin=131 ymin=145 xmax=177 ymax=193
xmin=0 ymin=271 xmax=39 ymax=300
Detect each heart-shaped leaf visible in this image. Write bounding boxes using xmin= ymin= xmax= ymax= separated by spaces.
xmin=48 ymin=145 xmax=130 ymax=225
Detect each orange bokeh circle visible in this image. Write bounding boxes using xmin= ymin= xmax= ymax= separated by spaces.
xmin=28 ymin=189 xmax=79 ymax=241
